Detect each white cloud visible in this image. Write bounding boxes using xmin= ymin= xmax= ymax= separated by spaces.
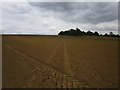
xmin=2 ymin=0 xmax=119 ymax=2
xmin=1 ymin=2 xmax=118 ymax=35
xmin=28 ymin=0 xmax=119 ymax=2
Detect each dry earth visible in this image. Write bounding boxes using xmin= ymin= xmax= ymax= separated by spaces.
xmin=2 ymin=35 xmax=118 ymax=88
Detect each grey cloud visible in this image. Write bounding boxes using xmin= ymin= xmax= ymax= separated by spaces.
xmin=2 ymin=2 xmax=32 ymax=14
xmin=2 ymin=2 xmax=118 ymax=35
xmin=29 ymin=2 xmax=118 ymax=24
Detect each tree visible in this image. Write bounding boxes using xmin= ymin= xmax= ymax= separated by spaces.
xmin=58 ymin=28 xmax=120 ymax=37
xmin=109 ymin=32 xmax=114 ymax=36
xmin=100 ymin=34 xmax=103 ymax=36
xmin=104 ymin=33 xmax=109 ymax=36
xmin=58 ymin=31 xmax=64 ymax=35
xmin=76 ymin=28 xmax=80 ymax=31
xmin=94 ymin=31 xmax=99 ymax=36
xmin=86 ymin=31 xmax=94 ymax=36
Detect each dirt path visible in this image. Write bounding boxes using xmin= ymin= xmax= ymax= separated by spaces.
xmin=63 ymin=40 xmax=73 ymax=77
xmin=5 ymin=42 xmax=88 ymax=88
xmin=47 ymin=40 xmax=62 ymax=62
xmin=5 ymin=44 xmax=62 ymax=73
xmin=3 ymin=36 xmax=118 ymax=88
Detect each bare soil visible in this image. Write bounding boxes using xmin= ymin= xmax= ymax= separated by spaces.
xmin=2 ymin=35 xmax=118 ymax=88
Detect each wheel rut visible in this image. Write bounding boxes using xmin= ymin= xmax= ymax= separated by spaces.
xmin=63 ymin=40 xmax=74 ymax=77
xmin=5 ymin=41 xmax=89 ymax=88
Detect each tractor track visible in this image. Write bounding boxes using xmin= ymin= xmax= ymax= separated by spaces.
xmin=5 ymin=42 xmax=88 ymax=88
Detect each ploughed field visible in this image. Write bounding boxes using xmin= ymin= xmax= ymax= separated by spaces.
xmin=3 ymin=35 xmax=118 ymax=88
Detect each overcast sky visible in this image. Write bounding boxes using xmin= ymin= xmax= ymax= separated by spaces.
xmin=1 ymin=1 xmax=118 ymax=35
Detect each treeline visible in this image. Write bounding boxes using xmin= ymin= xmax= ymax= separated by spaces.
xmin=58 ymin=28 xmax=120 ymax=37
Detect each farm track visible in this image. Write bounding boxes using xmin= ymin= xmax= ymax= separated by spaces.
xmin=5 ymin=42 xmax=88 ymax=88
xmin=3 ymin=36 xmax=118 ymax=88
xmin=66 ymin=41 xmax=118 ymax=88
xmin=63 ymin=40 xmax=74 ymax=77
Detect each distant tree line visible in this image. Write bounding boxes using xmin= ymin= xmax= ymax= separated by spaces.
xmin=58 ymin=28 xmax=120 ymax=37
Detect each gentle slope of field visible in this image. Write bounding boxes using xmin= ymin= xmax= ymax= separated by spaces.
xmin=2 ymin=35 xmax=118 ymax=88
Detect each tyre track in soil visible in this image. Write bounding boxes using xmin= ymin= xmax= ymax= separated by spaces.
xmin=63 ymin=40 xmax=74 ymax=77
xmin=69 ymin=47 xmax=115 ymax=88
xmin=5 ymin=41 xmax=63 ymax=88
xmin=67 ymin=46 xmax=99 ymax=88
xmin=46 ymin=40 xmax=63 ymax=65
xmin=63 ymin=40 xmax=78 ymax=88
xmin=5 ymin=40 xmax=88 ymax=88
xmin=5 ymin=42 xmax=63 ymax=73
xmin=63 ymin=40 xmax=89 ymax=88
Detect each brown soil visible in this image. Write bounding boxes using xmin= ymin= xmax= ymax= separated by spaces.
xmin=2 ymin=35 xmax=118 ymax=88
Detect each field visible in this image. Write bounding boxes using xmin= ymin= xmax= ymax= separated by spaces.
xmin=2 ymin=35 xmax=118 ymax=88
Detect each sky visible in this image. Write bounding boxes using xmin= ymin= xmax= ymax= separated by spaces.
xmin=1 ymin=1 xmax=119 ymax=35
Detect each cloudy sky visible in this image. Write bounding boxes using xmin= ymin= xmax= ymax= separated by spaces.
xmin=1 ymin=1 xmax=118 ymax=35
